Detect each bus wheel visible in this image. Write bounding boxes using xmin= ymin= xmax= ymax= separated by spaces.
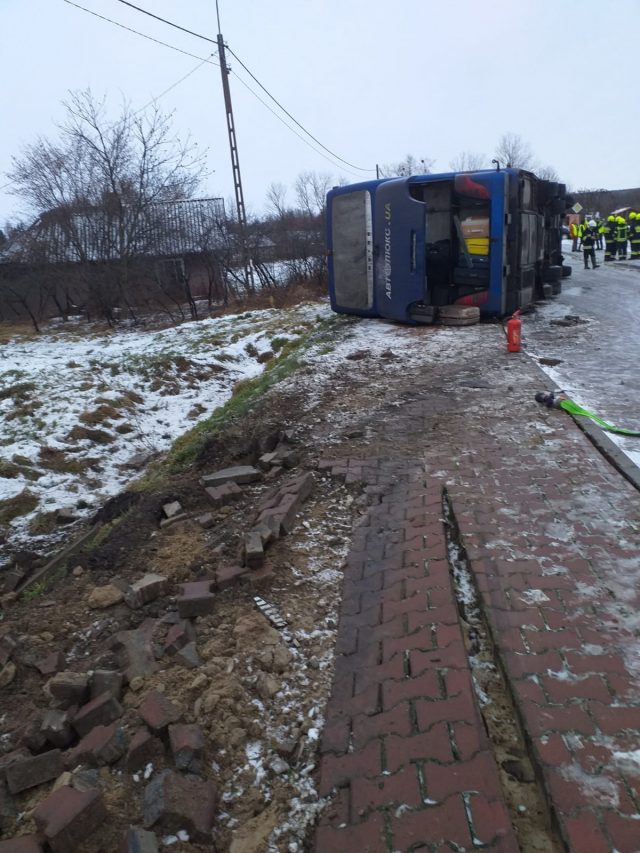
xmin=562 ymin=264 xmax=572 ymax=278
xmin=544 ymin=265 xmax=563 ymax=282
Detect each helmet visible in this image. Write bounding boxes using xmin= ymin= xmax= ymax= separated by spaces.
xmin=588 ymin=220 xmax=596 ymax=228
xmin=630 ymin=211 xmax=637 ymax=219
xmin=608 ymin=215 xmax=615 ymax=222
xmin=617 ymin=216 xmax=625 ymax=223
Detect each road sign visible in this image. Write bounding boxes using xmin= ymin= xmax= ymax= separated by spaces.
xmin=571 ymin=202 xmax=583 ymax=213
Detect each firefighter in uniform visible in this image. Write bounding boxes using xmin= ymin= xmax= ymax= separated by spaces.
xmin=582 ymin=221 xmax=599 ymax=269
xmin=616 ymin=216 xmax=629 ymax=260
xmin=595 ymin=217 xmax=604 ymax=249
xmin=577 ymin=220 xmax=584 ymax=250
xmin=629 ymin=212 xmax=640 ymax=260
xmin=602 ymin=215 xmax=617 ymax=262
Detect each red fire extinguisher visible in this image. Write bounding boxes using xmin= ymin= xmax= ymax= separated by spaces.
xmin=506 ymin=310 xmax=522 ymax=352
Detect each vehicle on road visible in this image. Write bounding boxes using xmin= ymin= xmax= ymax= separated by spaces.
xmin=327 ymin=167 xmax=570 ymax=323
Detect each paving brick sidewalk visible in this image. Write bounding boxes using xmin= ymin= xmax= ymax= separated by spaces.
xmin=314 ymin=326 xmax=640 ymax=853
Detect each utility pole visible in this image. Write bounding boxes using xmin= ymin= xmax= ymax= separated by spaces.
xmin=215 ymin=1 xmax=254 ymax=292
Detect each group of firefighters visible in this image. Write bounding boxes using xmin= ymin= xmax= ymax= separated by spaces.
xmin=569 ymin=213 xmax=640 ymax=267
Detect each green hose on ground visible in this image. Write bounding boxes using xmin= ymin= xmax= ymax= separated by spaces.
xmin=535 ymin=392 xmax=640 ymax=437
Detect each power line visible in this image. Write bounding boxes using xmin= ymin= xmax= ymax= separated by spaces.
xmin=135 ymin=54 xmax=216 ymax=116
xmin=229 ymin=69 xmax=365 ymax=180
xmin=226 ymin=46 xmax=374 ymax=174
xmin=68 ymin=0 xmax=375 ymax=177
xmin=112 ymin=0 xmax=217 ymax=45
xmin=106 ymin=0 xmax=374 ymax=174
xmin=63 ymin=0 xmax=219 ymax=65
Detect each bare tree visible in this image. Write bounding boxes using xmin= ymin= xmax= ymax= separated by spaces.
xmin=494 ymin=133 xmax=535 ymax=170
xmin=266 ymin=182 xmax=289 ymax=220
xmin=536 ymin=164 xmax=560 ymax=181
xmin=294 ymin=171 xmax=332 ymax=217
xmin=449 ymin=151 xmax=487 ymax=172
xmin=380 ymin=154 xmax=435 ymax=178
xmin=7 ymin=89 xmax=206 ymax=322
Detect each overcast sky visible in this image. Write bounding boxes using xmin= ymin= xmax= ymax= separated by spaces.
xmin=2 ymin=0 xmax=639 ymax=227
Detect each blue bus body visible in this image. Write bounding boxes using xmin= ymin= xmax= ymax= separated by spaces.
xmin=326 ymin=168 xmax=568 ymax=323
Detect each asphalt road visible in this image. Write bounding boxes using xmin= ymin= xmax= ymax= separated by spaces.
xmin=523 ymin=242 xmax=640 ymax=471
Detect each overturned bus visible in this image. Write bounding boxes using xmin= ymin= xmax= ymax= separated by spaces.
xmin=326 ymin=168 xmax=570 ymax=323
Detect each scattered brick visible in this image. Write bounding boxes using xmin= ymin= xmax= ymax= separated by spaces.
xmin=200 ymin=465 xmax=261 ymax=487
xmin=142 ymin=769 xmax=216 ymax=841
xmin=34 ymin=785 xmax=106 ymax=852
xmin=162 ymin=501 xmax=182 ymax=519
xmin=243 ymin=531 xmax=265 ymax=569
xmin=215 ymin=564 xmax=248 ymax=590
xmin=197 ymin=512 xmax=215 ymax=529
xmin=90 ymin=669 xmax=123 ymax=700
xmin=125 ymin=574 xmax=169 ymax=609
xmin=121 ymin=827 xmax=160 ymax=853
xmin=125 ymin=729 xmax=164 ymax=772
xmin=6 ymin=750 xmax=64 ymax=794
xmin=159 ymin=514 xmax=188 ymax=529
xmin=35 ymin=651 xmax=65 ymax=676
xmin=164 ymin=621 xmax=195 ymax=656
xmin=168 ymin=723 xmax=205 ymax=770
xmin=72 ymin=693 xmax=123 ymax=738
xmin=204 ymin=481 xmax=243 ymax=508
xmin=48 ymin=672 xmax=90 ymax=708
xmin=66 ymin=723 xmax=128 ymax=767
xmin=139 ymin=691 xmax=182 ymax=733
xmin=0 ymin=748 xmax=30 ymax=783
xmin=41 ymin=709 xmax=75 ymax=749
xmin=173 ymin=642 xmax=201 ymax=669
xmin=177 ymin=581 xmax=215 ymax=618
xmin=112 ymin=620 xmax=159 ymax=681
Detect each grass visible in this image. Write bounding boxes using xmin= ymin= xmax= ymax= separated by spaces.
xmin=0 ymin=489 xmax=39 ymax=524
xmin=29 ymin=510 xmax=59 ymax=535
xmin=0 ymin=381 xmax=37 ymax=402
xmin=135 ymin=315 xmax=344 ymax=488
xmin=38 ymin=446 xmax=100 ymax=474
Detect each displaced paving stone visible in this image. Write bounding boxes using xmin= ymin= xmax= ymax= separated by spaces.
xmin=41 ymin=710 xmax=75 ymax=749
xmin=275 ymin=449 xmax=301 ymax=469
xmin=72 ymin=693 xmax=123 ymax=738
xmin=48 ymin=672 xmax=90 ymax=708
xmin=125 ymin=574 xmax=169 ymax=609
xmin=121 ymin=827 xmax=160 ymax=853
xmin=70 ymin=768 xmax=100 ymax=793
xmin=215 ymin=564 xmax=248 ymax=590
xmin=139 ymin=691 xmax=182 ymax=733
xmin=20 ymin=718 xmax=48 ymax=753
xmin=34 ymin=785 xmax=106 ymax=852
xmin=162 ymin=501 xmax=182 ymax=519
xmin=67 ymin=723 xmax=128 ymax=767
xmin=197 ymin=512 xmax=216 ymax=529
xmin=173 ymin=642 xmax=201 ymax=669
xmin=90 ymin=669 xmax=123 ymax=700
xmin=6 ymin=750 xmax=64 ymax=794
xmin=0 ymin=748 xmax=30 ymax=784
xmin=142 ymin=769 xmax=216 ymax=841
xmin=159 ymin=514 xmax=188 ymax=529
xmin=112 ymin=620 xmax=159 ymax=681
xmin=87 ymin=584 xmax=124 ymax=610
xmin=204 ymin=481 xmax=243 ymax=508
xmin=0 ymin=837 xmax=43 ymax=852
xmin=177 ymin=581 xmax=214 ymax=618
xmin=164 ymin=621 xmax=195 ymax=656
xmin=243 ymin=531 xmax=265 ymax=569
xmin=35 ymin=651 xmax=66 ymax=676
xmin=168 ymin=723 xmax=205 ymax=770
xmin=201 ymin=465 xmax=261 ymax=487
xmin=125 ymin=729 xmax=164 ymax=772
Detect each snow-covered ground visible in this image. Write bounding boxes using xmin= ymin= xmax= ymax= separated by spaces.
xmin=0 ymin=304 xmax=323 ymax=562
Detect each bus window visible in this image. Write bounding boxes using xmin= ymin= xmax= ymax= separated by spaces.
xmin=331 ymin=190 xmax=374 ymax=310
